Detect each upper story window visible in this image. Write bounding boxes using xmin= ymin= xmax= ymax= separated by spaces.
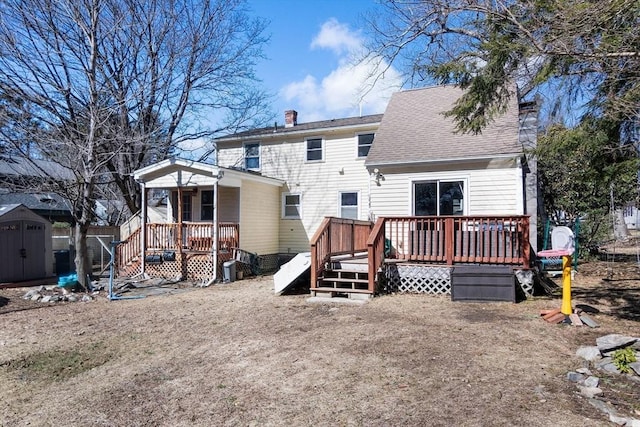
xmin=357 ymin=133 xmax=374 ymax=158
xmin=201 ymin=190 xmax=214 ymax=221
xmin=282 ymin=193 xmax=301 ymax=219
xmin=244 ymin=142 xmax=260 ymax=170
xmin=306 ymin=138 xmax=323 ymax=162
xmin=414 ymin=180 xmax=465 ymax=216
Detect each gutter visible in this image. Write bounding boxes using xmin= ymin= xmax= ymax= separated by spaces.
xmin=215 ymin=121 xmax=382 ymax=143
xmin=365 ymin=153 xmax=522 ymax=168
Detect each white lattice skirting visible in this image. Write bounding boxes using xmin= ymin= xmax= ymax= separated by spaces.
xmin=384 ymin=264 xmax=452 ymax=294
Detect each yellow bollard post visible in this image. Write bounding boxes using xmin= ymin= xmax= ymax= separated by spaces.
xmin=561 ymin=255 xmax=573 ymax=315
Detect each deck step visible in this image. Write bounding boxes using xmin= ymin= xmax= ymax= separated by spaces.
xmin=319 ymin=276 xmax=368 ymax=284
xmin=312 ymin=287 xmax=373 ymax=294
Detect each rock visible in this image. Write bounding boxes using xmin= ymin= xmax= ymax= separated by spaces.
xmin=81 ymin=294 xmax=93 ymax=302
xmin=30 ymin=293 xmax=41 ymax=301
xmin=40 ymin=295 xmax=51 ymax=303
xmin=67 ymin=295 xmax=77 ymax=302
xmin=626 ymin=418 xmax=640 ymax=427
xmin=596 ymin=334 xmax=638 ymax=354
xmin=576 ymin=367 xmax=593 ymax=376
xmin=630 ymin=361 xmax=640 ymax=376
xmin=584 ymin=376 xmax=600 ymax=388
xmin=49 ymin=295 xmax=61 ymax=302
xmin=601 ymin=362 xmax=621 ymax=374
xmin=566 ymin=371 xmax=585 ymax=383
xmin=610 ymin=414 xmax=631 ymax=426
xmin=588 ymin=398 xmax=621 ymax=420
xmin=576 ymin=346 xmax=602 ymax=361
xmin=577 ymin=385 xmax=602 ymax=398
xmin=22 ymin=289 xmax=40 ymax=300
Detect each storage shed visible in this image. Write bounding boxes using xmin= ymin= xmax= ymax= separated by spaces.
xmin=0 ymin=204 xmax=54 ymax=283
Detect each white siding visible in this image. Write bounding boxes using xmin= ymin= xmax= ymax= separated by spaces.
xmin=219 ymin=128 xmax=376 ymax=252
xmin=145 ymin=171 xmax=218 ymax=188
xmin=370 ymin=166 xmax=522 ymax=217
xmin=239 ymin=180 xmax=280 ymax=255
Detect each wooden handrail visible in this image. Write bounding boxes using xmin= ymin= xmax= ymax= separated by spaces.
xmin=115 ymin=222 xmax=240 ymax=272
xmin=310 ymin=217 xmax=373 ymax=290
xmin=366 ymin=217 xmax=386 ymax=293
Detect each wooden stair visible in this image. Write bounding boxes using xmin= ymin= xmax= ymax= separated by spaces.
xmin=313 ymin=254 xmax=374 ymax=298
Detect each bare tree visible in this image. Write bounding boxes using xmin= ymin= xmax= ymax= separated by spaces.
xmin=0 ymin=0 xmax=271 ymax=288
xmin=363 ymin=0 xmax=640 ymax=133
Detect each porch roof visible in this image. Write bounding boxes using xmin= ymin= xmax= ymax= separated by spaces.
xmin=133 ymin=157 xmax=283 ymax=189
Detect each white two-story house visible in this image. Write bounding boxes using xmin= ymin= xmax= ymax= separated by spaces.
xmin=124 ymin=85 xmax=538 ymax=299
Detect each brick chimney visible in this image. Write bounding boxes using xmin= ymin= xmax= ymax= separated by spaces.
xmin=284 ymin=110 xmax=298 ymax=128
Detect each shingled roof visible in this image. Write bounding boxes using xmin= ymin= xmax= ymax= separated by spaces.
xmin=365 ymin=86 xmax=522 ymax=167
xmin=216 ymin=114 xmax=383 ymax=142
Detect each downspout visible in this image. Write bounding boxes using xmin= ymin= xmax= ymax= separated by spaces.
xmin=140 ymin=181 xmax=147 ymax=276
xmin=368 ymin=170 xmax=373 ymax=221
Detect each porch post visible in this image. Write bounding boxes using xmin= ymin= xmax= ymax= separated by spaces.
xmin=177 ymin=187 xmax=183 ymax=252
xmin=140 ymin=182 xmax=147 ymax=276
xmin=212 ymin=174 xmax=219 ymax=282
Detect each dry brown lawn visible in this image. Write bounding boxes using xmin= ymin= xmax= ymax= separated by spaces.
xmin=1 ymin=260 xmax=639 ymax=426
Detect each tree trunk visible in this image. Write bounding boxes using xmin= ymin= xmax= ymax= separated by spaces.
xmin=74 ymin=221 xmax=92 ymax=291
xmin=613 ymin=208 xmax=630 ymax=241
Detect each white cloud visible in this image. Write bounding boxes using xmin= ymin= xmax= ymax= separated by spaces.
xmin=310 ymin=18 xmax=363 ymax=55
xmin=280 ymin=19 xmax=402 ymax=122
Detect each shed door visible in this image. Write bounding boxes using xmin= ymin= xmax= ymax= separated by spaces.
xmin=23 ymin=221 xmax=46 ymax=280
xmin=0 ymin=220 xmax=46 ymax=282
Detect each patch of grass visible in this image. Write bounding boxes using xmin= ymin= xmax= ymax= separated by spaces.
xmin=2 ymin=341 xmax=114 ymax=382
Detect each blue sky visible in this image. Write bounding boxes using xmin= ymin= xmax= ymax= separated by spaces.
xmin=246 ymin=0 xmax=402 ymax=124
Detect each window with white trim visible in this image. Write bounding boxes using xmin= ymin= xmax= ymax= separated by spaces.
xmin=413 ymin=180 xmax=465 ymax=216
xmin=306 ymin=138 xmax=323 ymax=162
xmin=282 ymin=193 xmax=301 ymax=219
xmin=244 ymin=142 xmax=260 ymax=170
xmin=339 ymin=191 xmax=359 ymax=220
xmin=357 ymin=133 xmax=374 ymax=158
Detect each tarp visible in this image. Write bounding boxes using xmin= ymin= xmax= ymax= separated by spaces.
xmin=273 ymin=252 xmax=311 ymax=295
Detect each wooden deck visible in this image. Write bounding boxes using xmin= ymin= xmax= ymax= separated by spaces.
xmin=311 ymin=216 xmax=531 ymax=297
xmin=116 ymin=222 xmax=240 ymax=280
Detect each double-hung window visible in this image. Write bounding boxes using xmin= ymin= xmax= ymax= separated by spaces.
xmin=339 ymin=191 xmax=359 ymax=220
xmin=244 ymin=142 xmax=260 ymax=170
xmin=282 ymin=193 xmax=301 ymax=219
xmin=306 ymin=138 xmax=323 ymax=162
xmin=357 ymin=133 xmax=374 ymax=158
xmin=413 ymin=180 xmax=465 ymax=216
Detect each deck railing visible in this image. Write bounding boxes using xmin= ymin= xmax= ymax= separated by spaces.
xmin=117 ymin=222 xmax=239 ymax=268
xmin=372 ymin=215 xmax=530 ymax=267
xmin=312 ymin=215 xmax=530 ymax=295
xmin=309 ymin=217 xmax=374 ymax=291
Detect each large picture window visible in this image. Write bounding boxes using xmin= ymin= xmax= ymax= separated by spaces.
xmin=244 ymin=142 xmax=260 ymax=170
xmin=339 ymin=191 xmax=358 ymax=219
xmin=414 ymin=180 xmax=464 ymax=216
